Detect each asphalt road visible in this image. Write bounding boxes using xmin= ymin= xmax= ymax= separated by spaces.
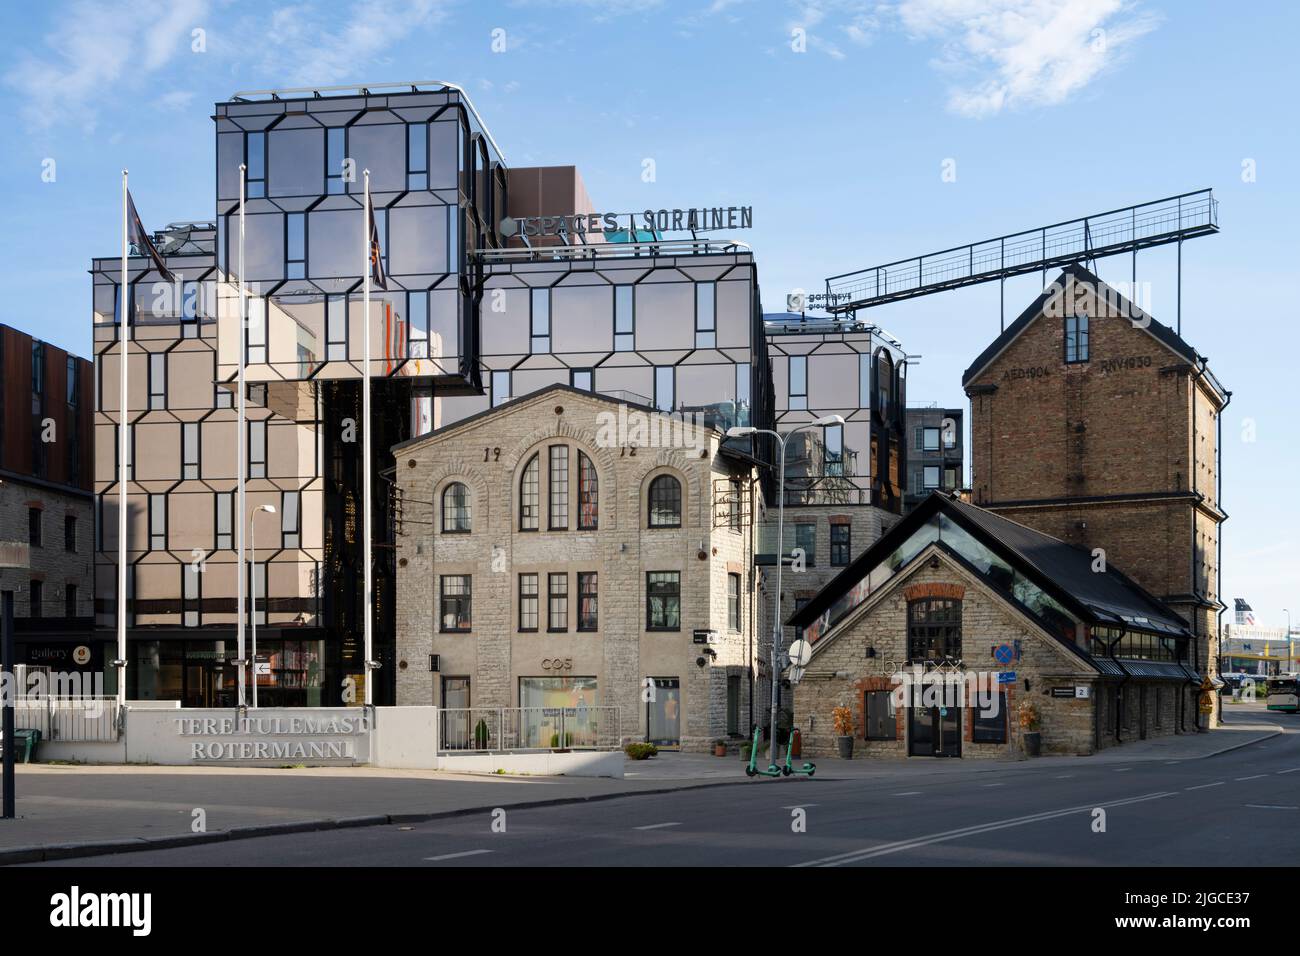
xmin=36 ymin=716 xmax=1300 ymax=867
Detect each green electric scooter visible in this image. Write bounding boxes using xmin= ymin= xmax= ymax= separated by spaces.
xmin=744 ymin=725 xmax=783 ymax=777
xmin=781 ymin=730 xmax=816 ymax=777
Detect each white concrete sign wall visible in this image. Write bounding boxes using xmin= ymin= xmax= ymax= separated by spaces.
xmin=128 ymin=708 xmax=374 ymax=765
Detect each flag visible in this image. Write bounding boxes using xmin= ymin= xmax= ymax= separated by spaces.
xmin=367 ymin=203 xmax=387 ymax=291
xmin=126 ymin=190 xmax=175 ymax=282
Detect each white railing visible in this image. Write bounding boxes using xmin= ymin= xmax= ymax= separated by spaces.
xmin=12 ymin=697 xmax=121 ymax=742
xmin=439 ymin=706 xmax=621 ymax=754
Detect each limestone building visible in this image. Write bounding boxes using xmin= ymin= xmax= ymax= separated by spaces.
xmin=962 ymin=265 xmax=1228 ymax=724
xmin=788 ymin=493 xmax=1204 ymax=758
xmin=392 ymin=385 xmax=762 ymax=750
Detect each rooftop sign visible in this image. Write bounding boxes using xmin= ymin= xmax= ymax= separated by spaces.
xmin=501 ymin=206 xmax=753 ymax=239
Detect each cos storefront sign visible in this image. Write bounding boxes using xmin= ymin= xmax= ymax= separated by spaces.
xmin=175 ymin=713 xmax=370 ymax=762
xmin=542 ymin=658 xmax=573 ymax=671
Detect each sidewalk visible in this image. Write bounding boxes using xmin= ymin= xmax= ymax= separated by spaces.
xmin=0 ymin=708 xmax=1281 ymax=863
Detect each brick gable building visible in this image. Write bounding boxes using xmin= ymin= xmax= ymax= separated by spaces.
xmin=962 ymin=265 xmax=1228 ymax=724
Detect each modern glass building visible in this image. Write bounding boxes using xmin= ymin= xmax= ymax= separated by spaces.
xmin=92 ymin=82 xmax=908 ymax=709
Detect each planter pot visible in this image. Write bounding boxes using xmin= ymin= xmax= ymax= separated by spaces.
xmin=714 ymin=744 xmax=728 ymax=757
xmin=836 ymin=736 xmax=854 ymax=759
xmin=1023 ymin=731 xmax=1041 ymax=758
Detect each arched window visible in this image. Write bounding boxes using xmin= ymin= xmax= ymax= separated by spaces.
xmin=874 ymin=348 xmax=894 ymax=423
xmin=648 ymin=474 xmax=682 ymax=528
xmin=441 ymin=482 xmax=471 ymax=533
xmin=578 ymin=452 xmax=598 ymax=530
xmin=520 ymin=454 xmax=539 ymax=530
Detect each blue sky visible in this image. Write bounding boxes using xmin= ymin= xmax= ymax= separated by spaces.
xmin=1 ymin=0 xmax=1296 ymax=630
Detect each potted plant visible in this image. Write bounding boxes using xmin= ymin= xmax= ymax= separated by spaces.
xmin=832 ymin=705 xmax=854 ymax=759
xmin=473 ymin=718 xmax=490 ymax=750
xmin=1018 ymin=700 xmax=1041 ymax=757
xmin=740 ymin=739 xmax=752 ymax=762
xmin=713 ymin=738 xmax=728 ymax=757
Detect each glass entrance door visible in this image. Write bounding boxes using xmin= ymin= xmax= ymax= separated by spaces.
xmin=908 ymin=706 xmax=962 ymax=757
xmin=647 ymin=677 xmax=681 ymax=748
xmin=442 ymin=677 xmax=471 ymax=749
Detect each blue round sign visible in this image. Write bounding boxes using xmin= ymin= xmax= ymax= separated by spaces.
xmin=994 ymin=644 xmax=1014 ymax=666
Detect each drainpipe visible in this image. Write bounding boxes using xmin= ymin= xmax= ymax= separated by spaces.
xmin=1209 ymin=384 xmax=1232 ymax=731
xmin=1108 ymin=626 xmax=1129 ymax=745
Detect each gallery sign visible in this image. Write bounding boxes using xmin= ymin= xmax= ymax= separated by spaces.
xmin=501 ymin=206 xmax=753 ymax=239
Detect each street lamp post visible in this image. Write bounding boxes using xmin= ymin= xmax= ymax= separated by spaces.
xmin=1286 ymin=609 xmax=1292 ymax=674
xmin=249 ymin=504 xmax=276 ymax=708
xmin=727 ymin=414 xmax=845 ymax=770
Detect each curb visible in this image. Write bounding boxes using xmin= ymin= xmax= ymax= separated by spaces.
xmin=0 ymin=778 xmax=754 ymax=867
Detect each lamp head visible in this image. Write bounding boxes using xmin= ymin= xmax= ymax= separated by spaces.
xmin=814 ymin=414 xmax=846 ymax=427
xmin=726 ymin=426 xmax=757 ymax=438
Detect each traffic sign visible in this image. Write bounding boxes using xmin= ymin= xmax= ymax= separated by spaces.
xmin=997 ymin=671 xmax=1016 ymax=684
xmin=993 ymin=644 xmax=1014 ymax=666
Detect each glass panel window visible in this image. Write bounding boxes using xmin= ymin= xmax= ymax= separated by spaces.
xmin=149 ymin=494 xmax=166 ymax=550
xmin=64 ymin=515 xmax=77 ymax=553
xmin=442 ymin=482 xmax=471 ymax=533
xmin=519 ymin=453 xmax=539 ymax=530
xmin=216 ymin=492 xmax=233 ymax=550
xmin=327 ymin=295 xmax=347 ymax=361
xmin=695 ymin=282 xmax=715 ymax=348
xmin=548 ymin=573 xmax=568 ymax=631
xmin=830 ymin=524 xmax=851 ymax=566
xmin=28 ymin=508 xmax=41 ymax=547
xmin=408 ymin=290 xmax=429 ymax=358
xmin=492 ymin=370 xmax=511 ymax=408
xmin=614 ymin=286 xmax=634 ymax=351
xmin=248 ymin=420 xmax=266 ymax=479
xmin=727 ymin=573 xmax=741 ymax=631
xmin=548 ymin=445 xmax=569 ymax=530
xmin=530 ymin=288 xmax=550 ymax=354
xmin=326 ymin=126 xmax=346 ymax=195
xmin=407 ymin=121 xmax=428 ymax=191
xmin=183 ymin=422 xmax=200 ymax=479
xmin=578 ymin=572 xmax=598 ymax=631
xmin=577 ymin=452 xmax=598 ymax=530
xmin=286 ymin=212 xmax=306 ymax=279
xmin=923 ymin=427 xmax=940 ymax=452
xmin=247 ymin=298 xmax=267 ymax=364
xmin=907 ymin=598 xmax=962 ymax=662
xmin=1065 ymin=315 xmax=1090 ymax=363
xmin=65 ymin=584 xmax=78 ymax=619
xmin=859 ymin=352 xmax=871 ymax=409
xmin=246 ymin=131 xmax=266 ymax=197
xmin=570 ymin=369 xmax=592 ymax=392
xmin=824 ymin=424 xmax=843 ymax=476
xmin=646 ymin=571 xmax=681 ymax=631
xmin=148 ymin=353 xmax=166 ymax=409
xmin=440 ymin=575 xmax=472 ymax=632
xmin=789 ymin=355 xmax=807 ymax=410
xmin=281 ymin=491 xmax=300 ymax=548
xmin=29 ymin=580 xmax=42 ymax=618
xmin=923 ymin=465 xmax=940 ymax=490
xmin=182 ymin=564 xmax=200 ymax=627
xmin=654 ymin=366 xmax=674 ymax=412
xmin=648 ymin=475 xmax=681 ymax=527
xmin=518 ymin=573 xmax=539 ymax=631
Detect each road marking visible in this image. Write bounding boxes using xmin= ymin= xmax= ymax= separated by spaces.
xmin=782 ymin=804 xmax=818 ymax=809
xmin=1054 ymin=774 xmax=1075 ymax=779
xmin=982 ymin=783 xmax=1003 ymax=787
xmin=423 ymin=849 xmax=493 ymax=862
xmin=1245 ymin=804 xmax=1300 ymax=810
xmin=893 ymin=791 xmax=922 ymax=796
xmin=1113 ymin=767 xmax=1132 ymax=772
xmin=1277 ymin=768 xmax=1300 ymax=775
xmin=792 ymin=791 xmax=1174 ymax=867
xmin=634 ymin=822 xmax=683 ymax=831
xmin=1235 ymin=774 xmax=1267 ymax=781
xmin=1184 ymin=782 xmax=1225 ymax=791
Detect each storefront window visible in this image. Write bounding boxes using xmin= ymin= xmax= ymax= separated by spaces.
xmin=519 ymin=676 xmax=599 ymax=749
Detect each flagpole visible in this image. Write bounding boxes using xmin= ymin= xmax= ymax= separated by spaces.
xmin=116 ymin=170 xmax=129 ymax=710
xmin=362 ymin=169 xmax=374 ymax=707
xmin=236 ymin=163 xmax=248 ymax=709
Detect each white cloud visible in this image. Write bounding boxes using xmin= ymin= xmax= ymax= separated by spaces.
xmin=5 ymin=0 xmax=208 ymax=131
xmin=895 ymin=0 xmax=1161 ymax=117
xmin=246 ymin=0 xmax=453 ymax=88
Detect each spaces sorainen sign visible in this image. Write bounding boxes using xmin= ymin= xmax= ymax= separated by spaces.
xmin=501 ymin=206 xmax=753 ymax=239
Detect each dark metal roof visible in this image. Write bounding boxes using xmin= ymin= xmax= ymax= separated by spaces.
xmin=787 ymin=492 xmax=1190 ymax=642
xmin=961 ymin=263 xmax=1202 ymax=387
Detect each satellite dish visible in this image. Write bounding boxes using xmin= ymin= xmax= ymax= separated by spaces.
xmin=787 ymin=638 xmax=812 ymax=667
